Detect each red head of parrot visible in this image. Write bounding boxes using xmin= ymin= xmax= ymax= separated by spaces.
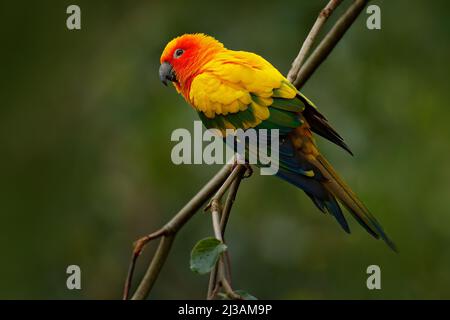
xmin=159 ymin=33 xmax=224 ymax=99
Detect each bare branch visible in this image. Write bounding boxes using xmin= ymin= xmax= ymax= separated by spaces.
xmin=206 ymin=165 xmax=246 ymax=299
xmin=123 ymin=228 xmax=167 ymax=299
xmin=124 ymin=164 xmax=234 ymax=300
xmin=219 ymin=165 xmax=246 ymax=285
xmin=220 ymin=169 xmax=245 ymax=236
xmin=211 ymin=203 xmax=223 ymax=241
xmin=206 ymin=165 xmax=247 ymax=299
xmin=287 ymin=0 xmax=343 ymax=83
xmin=207 ymin=266 xmax=218 ymax=299
xmin=204 ymin=164 xmax=246 ymax=212
xmin=292 ymin=0 xmax=370 ymax=89
xmin=220 ymin=273 xmax=242 ymax=300
xmin=131 ymin=235 xmax=175 ymax=300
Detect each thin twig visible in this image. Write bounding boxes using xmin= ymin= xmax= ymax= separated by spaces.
xmin=220 ymin=168 xmax=245 ymax=236
xmin=206 ymin=164 xmax=246 ymax=298
xmin=211 ymin=201 xmax=223 ymax=241
xmin=207 ymin=201 xmax=224 ymax=300
xmin=206 ymin=165 xmax=246 ymax=299
xmin=122 ymin=229 xmax=168 ymax=299
xmin=207 ymin=267 xmax=218 ymax=300
xmin=287 ymin=0 xmax=343 ymax=83
xmin=220 ymin=268 xmax=242 ymax=300
xmin=124 ymin=164 xmax=234 ymax=300
xmin=292 ymin=0 xmax=370 ymax=89
xmin=131 ymin=235 xmax=175 ymax=300
xmin=204 ymin=164 xmax=246 ymax=211
xmin=219 ymin=166 xmax=246 ymax=285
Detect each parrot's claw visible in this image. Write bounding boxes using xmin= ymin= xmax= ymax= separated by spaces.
xmin=243 ymin=164 xmax=253 ymax=178
xmin=231 ymin=155 xmax=253 ymax=178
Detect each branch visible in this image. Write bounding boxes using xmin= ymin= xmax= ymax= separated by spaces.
xmin=220 ymin=168 xmax=246 ymax=236
xmin=290 ymin=0 xmax=370 ymax=89
xmin=287 ymin=0 xmax=343 ymax=83
xmin=206 ymin=165 xmax=246 ymax=299
xmin=123 ymin=163 xmax=234 ymax=300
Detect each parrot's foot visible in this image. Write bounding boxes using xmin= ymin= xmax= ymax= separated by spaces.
xmin=243 ymin=164 xmax=253 ymax=178
xmin=231 ymin=156 xmax=253 ymax=178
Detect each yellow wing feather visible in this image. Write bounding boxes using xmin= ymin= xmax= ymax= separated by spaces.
xmin=189 ymin=50 xmax=297 ymax=124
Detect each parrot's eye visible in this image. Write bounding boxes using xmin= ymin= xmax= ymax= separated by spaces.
xmin=174 ymin=49 xmax=184 ymax=59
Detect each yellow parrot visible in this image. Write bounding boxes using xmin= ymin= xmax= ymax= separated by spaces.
xmin=159 ymin=33 xmax=396 ymax=251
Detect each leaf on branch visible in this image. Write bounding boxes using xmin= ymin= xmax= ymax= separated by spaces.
xmin=218 ymin=290 xmax=258 ymax=300
xmin=190 ymin=237 xmax=227 ymax=275
xmin=234 ymin=290 xmax=258 ymax=300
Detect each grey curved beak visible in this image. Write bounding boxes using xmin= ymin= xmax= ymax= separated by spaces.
xmin=159 ymin=62 xmax=176 ymax=86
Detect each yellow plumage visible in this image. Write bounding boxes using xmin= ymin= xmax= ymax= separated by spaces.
xmin=189 ymin=50 xmax=297 ymax=125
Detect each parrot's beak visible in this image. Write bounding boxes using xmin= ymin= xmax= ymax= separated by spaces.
xmin=159 ymin=62 xmax=177 ymax=86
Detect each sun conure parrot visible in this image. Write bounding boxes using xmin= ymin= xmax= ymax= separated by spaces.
xmin=159 ymin=33 xmax=396 ymax=251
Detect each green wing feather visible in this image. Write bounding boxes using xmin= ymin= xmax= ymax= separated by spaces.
xmin=197 ymin=92 xmax=396 ymax=251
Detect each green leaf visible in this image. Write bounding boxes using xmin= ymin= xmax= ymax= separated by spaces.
xmin=217 ymin=290 xmax=258 ymax=300
xmin=190 ymin=237 xmax=227 ymax=275
xmin=217 ymin=293 xmax=230 ymax=300
xmin=234 ymin=290 xmax=258 ymax=300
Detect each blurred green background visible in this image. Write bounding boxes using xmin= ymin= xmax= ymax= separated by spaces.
xmin=0 ymin=0 xmax=449 ymax=299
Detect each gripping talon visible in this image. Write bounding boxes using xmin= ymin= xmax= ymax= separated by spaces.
xmin=244 ymin=164 xmax=253 ymax=178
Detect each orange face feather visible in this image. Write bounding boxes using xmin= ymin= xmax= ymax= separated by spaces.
xmin=160 ymin=34 xmax=225 ymax=98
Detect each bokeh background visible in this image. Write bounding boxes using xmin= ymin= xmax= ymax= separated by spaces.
xmin=1 ymin=0 xmax=449 ymax=299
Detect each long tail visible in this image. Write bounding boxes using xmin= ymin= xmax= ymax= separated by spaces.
xmin=311 ymin=154 xmax=397 ymax=252
xmin=276 ymin=124 xmax=397 ymax=252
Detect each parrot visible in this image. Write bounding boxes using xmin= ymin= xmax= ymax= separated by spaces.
xmin=159 ymin=33 xmax=396 ymax=251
